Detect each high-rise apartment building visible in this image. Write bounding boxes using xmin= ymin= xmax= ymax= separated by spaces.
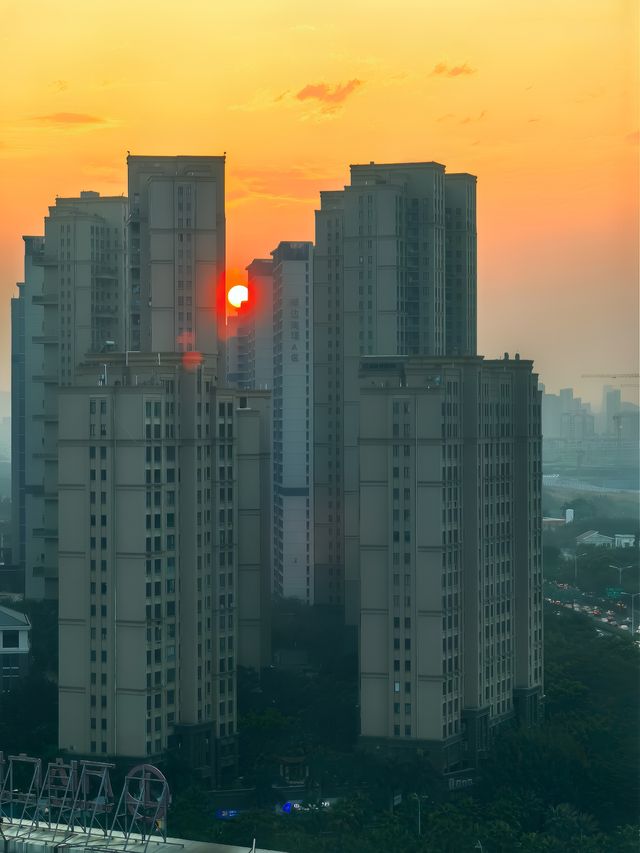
xmin=246 ymin=259 xmax=275 ymax=391
xmin=12 ymin=238 xmax=48 ymax=596
xmin=271 ymin=242 xmax=314 ymax=601
xmin=127 ymin=155 xmax=226 ymax=364
xmin=13 ymin=193 xmax=128 ymax=600
xmin=57 ymin=353 xmax=270 ymax=782
xmin=225 ymin=260 xmax=274 ymax=391
xmin=358 ymin=355 xmax=543 ymax=769
xmin=313 ymin=162 xmax=476 ymax=618
xmin=51 ymin=154 xmax=272 ymax=781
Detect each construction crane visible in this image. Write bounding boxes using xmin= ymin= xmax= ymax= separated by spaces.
xmin=581 ymin=373 xmax=639 ymax=379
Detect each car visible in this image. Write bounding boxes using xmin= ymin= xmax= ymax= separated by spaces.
xmin=620 ymin=625 xmax=630 ymax=631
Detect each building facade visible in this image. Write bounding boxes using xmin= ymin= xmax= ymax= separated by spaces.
xmin=226 ymin=262 xmax=273 ymax=391
xmin=127 ymin=155 xmax=226 ymax=364
xmin=12 ymin=192 xmax=128 ymax=601
xmin=313 ymin=162 xmax=477 ymax=619
xmin=0 ymin=605 xmax=31 ymax=693
xmin=358 ymin=355 xmax=543 ymax=770
xmin=272 ymin=242 xmax=314 ymax=602
xmin=57 ymin=353 xmax=271 ymax=783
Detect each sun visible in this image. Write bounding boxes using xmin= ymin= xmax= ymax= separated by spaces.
xmin=228 ymin=284 xmax=249 ymax=308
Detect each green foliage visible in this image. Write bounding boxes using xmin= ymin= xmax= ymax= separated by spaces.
xmin=0 ymin=672 xmax=58 ymax=756
xmin=545 ymin=544 xmax=639 ymax=595
xmin=165 ymin=601 xmax=639 ymax=852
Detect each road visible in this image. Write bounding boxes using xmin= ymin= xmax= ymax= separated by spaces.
xmin=544 ymin=580 xmax=639 ymax=642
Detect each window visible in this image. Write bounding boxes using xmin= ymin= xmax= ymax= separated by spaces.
xmin=2 ymin=631 xmax=19 ymax=649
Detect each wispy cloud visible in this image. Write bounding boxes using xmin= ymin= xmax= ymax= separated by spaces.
xmin=227 ymin=163 xmax=337 ymax=208
xmin=229 ymin=90 xmax=285 ymax=113
xmin=438 ymin=111 xmax=485 ymax=125
xmin=31 ymin=112 xmax=109 ymax=127
xmin=460 ymin=110 xmax=486 ymax=124
xmin=295 ymin=79 xmax=363 ymax=113
xmin=430 ymin=62 xmax=476 ymax=78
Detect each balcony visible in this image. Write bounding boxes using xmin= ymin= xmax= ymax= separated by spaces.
xmin=32 ymin=563 xmax=58 ymax=578
xmin=94 ymin=265 xmax=119 ymax=279
xmin=32 ymin=527 xmax=58 ymax=540
xmin=32 ymin=293 xmax=59 ymax=305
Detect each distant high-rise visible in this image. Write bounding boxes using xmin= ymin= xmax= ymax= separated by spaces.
xmin=313 ymin=161 xmax=477 ymax=617
xmin=358 ymin=355 xmax=543 ymax=769
xmin=246 ymin=259 xmax=275 ymax=391
xmin=271 ymin=242 xmax=314 ymax=601
xmin=127 ymin=155 xmax=226 ymax=366
xmin=226 ymin=259 xmax=274 ymax=391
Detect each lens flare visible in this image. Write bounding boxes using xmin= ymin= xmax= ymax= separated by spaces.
xmin=228 ymin=284 xmax=249 ymax=308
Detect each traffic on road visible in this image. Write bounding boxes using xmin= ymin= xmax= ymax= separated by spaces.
xmin=544 ymin=580 xmax=640 ymax=646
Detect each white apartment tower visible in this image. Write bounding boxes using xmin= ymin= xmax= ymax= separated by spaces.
xmin=313 ymin=162 xmax=477 ymax=617
xmin=358 ymin=355 xmax=543 ymax=770
xmin=271 ymin=243 xmax=314 ymax=601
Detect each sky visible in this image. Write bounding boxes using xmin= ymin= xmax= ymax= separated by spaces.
xmin=0 ymin=0 xmax=637 ymax=406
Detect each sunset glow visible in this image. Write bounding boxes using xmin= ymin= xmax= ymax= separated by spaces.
xmin=0 ymin=0 xmax=637 ymax=402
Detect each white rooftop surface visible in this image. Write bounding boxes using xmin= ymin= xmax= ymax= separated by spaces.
xmin=0 ymin=824 xmax=289 ymax=853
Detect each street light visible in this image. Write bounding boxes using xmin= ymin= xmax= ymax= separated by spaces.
xmin=411 ymin=793 xmax=428 ymax=836
xmin=574 ymin=551 xmax=588 ymax=582
xmin=620 ymin=592 xmax=640 ymax=636
xmin=608 ymin=563 xmax=633 ymax=587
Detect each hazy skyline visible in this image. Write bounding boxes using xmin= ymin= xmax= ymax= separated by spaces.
xmin=1 ymin=0 xmax=637 ymax=403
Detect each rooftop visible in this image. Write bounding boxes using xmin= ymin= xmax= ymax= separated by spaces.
xmin=0 ymin=605 xmax=30 ymax=630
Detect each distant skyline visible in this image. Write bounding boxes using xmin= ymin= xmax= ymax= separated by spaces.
xmin=1 ymin=0 xmax=637 ymax=403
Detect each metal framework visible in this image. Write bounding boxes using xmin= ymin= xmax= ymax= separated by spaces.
xmin=0 ymin=753 xmax=174 ymax=853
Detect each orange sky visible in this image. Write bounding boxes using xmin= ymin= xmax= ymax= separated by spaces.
xmin=1 ymin=0 xmax=638 ymax=404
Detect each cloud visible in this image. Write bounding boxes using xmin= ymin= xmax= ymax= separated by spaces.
xmin=229 ymin=90 xmax=286 ymax=113
xmin=31 ymin=112 xmax=108 ymax=126
xmin=295 ymin=79 xmax=363 ymax=112
xmin=430 ymin=62 xmax=476 ymax=78
xmin=227 ymin=163 xmax=336 ymax=207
